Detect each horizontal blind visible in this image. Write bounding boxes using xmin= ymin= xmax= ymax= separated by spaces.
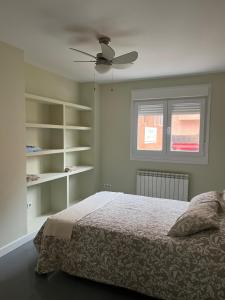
xmin=138 ymin=103 xmax=164 ymax=116
xmin=171 ymin=101 xmax=201 ymax=115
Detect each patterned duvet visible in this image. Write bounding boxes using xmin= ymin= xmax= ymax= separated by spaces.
xmin=34 ymin=192 xmax=225 ymax=300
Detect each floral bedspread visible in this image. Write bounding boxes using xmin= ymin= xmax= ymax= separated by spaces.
xmin=34 ymin=192 xmax=225 ymax=300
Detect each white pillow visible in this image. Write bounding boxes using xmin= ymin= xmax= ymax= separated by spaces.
xmin=189 ymin=191 xmax=225 ymax=212
xmin=168 ymin=191 xmax=222 ymax=237
xmin=167 ymin=202 xmax=219 ymax=237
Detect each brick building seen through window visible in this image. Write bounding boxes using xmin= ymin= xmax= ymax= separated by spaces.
xmin=137 ymin=113 xmax=200 ymax=152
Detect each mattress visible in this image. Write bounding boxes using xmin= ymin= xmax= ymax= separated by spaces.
xmin=34 ymin=191 xmax=225 ymax=300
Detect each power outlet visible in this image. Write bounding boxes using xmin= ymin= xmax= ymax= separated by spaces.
xmin=102 ymin=183 xmax=112 ymax=191
xmin=27 ymin=202 xmax=32 ymax=209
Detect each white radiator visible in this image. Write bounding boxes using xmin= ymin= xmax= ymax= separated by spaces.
xmin=136 ymin=170 xmax=189 ymax=201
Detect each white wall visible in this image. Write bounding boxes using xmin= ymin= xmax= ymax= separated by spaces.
xmin=25 ymin=63 xmax=80 ymax=102
xmin=0 ymin=42 xmax=26 ymax=247
xmin=100 ymin=73 xmax=225 ymax=199
xmin=79 ymin=83 xmax=101 ymax=196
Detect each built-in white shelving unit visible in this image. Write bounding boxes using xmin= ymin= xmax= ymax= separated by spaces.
xmin=25 ymin=93 xmax=94 ymax=233
xmin=26 ymin=149 xmax=65 ymax=156
xmin=27 ymin=172 xmax=67 ymax=187
xmin=65 ymin=146 xmax=91 ymax=152
xmin=65 ymin=125 xmax=92 ymax=130
xmin=26 ymin=166 xmax=94 ymax=187
xmin=26 ymin=123 xmax=64 ymax=129
xmin=25 ymin=93 xmax=92 ymax=111
xmin=66 ymin=165 xmax=94 ymax=176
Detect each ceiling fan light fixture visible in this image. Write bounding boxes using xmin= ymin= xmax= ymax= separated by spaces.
xmin=95 ymin=64 xmax=111 ymax=73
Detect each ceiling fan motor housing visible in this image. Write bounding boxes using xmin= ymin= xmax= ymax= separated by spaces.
xmin=96 ymin=53 xmax=112 ymax=65
xmin=98 ymin=36 xmax=111 ymax=45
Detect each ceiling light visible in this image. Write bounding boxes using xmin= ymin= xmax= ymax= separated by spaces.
xmin=95 ymin=64 xmax=111 ymax=73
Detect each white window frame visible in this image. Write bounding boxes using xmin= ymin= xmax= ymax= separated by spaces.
xmin=130 ymin=84 xmax=211 ymax=164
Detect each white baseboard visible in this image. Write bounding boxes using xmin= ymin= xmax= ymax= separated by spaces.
xmin=0 ymin=231 xmax=37 ymax=258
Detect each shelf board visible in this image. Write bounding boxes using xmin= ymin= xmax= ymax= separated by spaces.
xmin=27 ymin=172 xmax=67 ymax=187
xmin=65 ymin=125 xmax=92 ymax=130
xmin=65 ymin=146 xmax=91 ymax=152
xmin=66 ymin=102 xmax=92 ymax=111
xmin=25 ymin=93 xmax=92 ymax=111
xmin=27 ymin=211 xmax=56 ymax=233
xmin=26 ymin=123 xmax=91 ymax=130
xmin=26 ymin=149 xmax=64 ymax=156
xmin=26 ymin=123 xmax=64 ymax=129
xmin=27 ymin=167 xmax=94 ymax=187
xmin=67 ymin=166 xmax=94 ymax=176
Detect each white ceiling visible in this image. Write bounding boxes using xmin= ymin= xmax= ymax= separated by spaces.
xmin=0 ymin=0 xmax=225 ymax=82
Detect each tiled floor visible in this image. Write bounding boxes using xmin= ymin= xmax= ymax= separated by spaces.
xmin=0 ymin=241 xmax=154 ymax=300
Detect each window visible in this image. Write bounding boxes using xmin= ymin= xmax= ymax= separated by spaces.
xmin=131 ymin=85 xmax=211 ymax=164
xmin=137 ymin=103 xmax=164 ymax=151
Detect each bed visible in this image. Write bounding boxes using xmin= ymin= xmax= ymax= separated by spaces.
xmin=34 ymin=191 xmax=225 ymax=300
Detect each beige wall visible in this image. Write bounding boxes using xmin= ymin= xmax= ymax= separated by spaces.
xmin=100 ymin=73 xmax=225 ymax=199
xmin=79 ymin=83 xmax=101 ymax=196
xmin=0 ymin=42 xmax=26 ymax=247
xmin=25 ymin=64 xmax=80 ymax=103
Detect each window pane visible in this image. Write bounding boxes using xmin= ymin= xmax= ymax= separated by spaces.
xmin=170 ymin=102 xmax=201 ymax=152
xmin=137 ymin=103 xmax=163 ymax=151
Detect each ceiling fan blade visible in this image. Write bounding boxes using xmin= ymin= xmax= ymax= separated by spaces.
xmin=112 ymin=63 xmax=133 ymax=69
xmin=73 ymin=60 xmax=96 ymax=62
xmin=100 ymin=43 xmax=115 ymax=60
xmin=70 ymin=48 xmax=96 ymax=59
xmin=112 ymin=51 xmax=138 ymax=64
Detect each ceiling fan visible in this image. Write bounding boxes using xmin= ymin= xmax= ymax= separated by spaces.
xmin=70 ymin=36 xmax=138 ymax=73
